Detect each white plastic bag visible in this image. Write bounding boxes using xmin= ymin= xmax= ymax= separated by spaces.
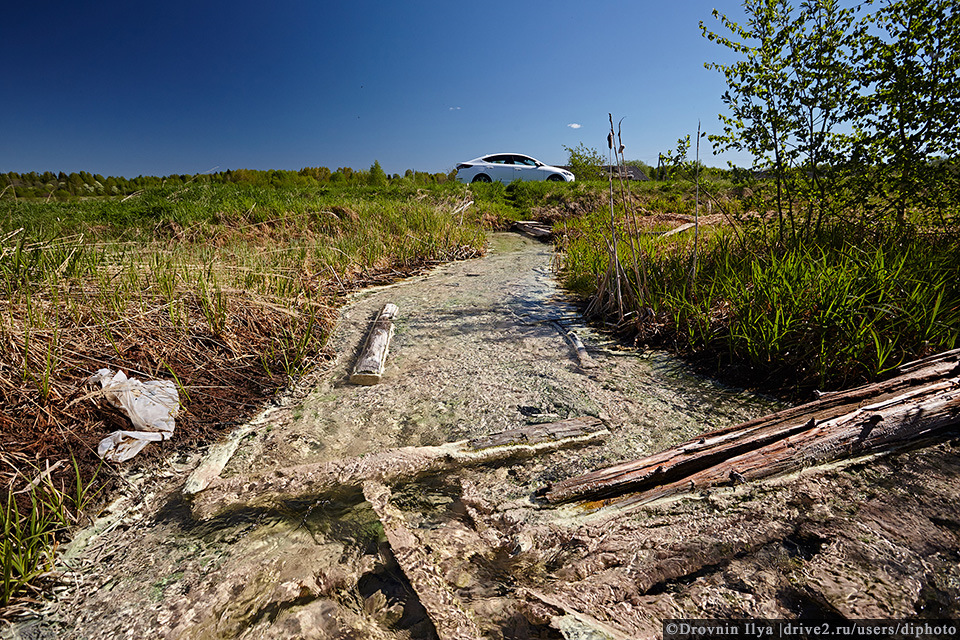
xmin=87 ymin=369 xmax=179 ymax=462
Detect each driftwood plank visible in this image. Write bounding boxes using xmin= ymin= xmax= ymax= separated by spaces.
xmin=467 ymin=416 xmax=603 ymax=449
xmin=351 ymin=303 xmax=398 ymax=385
xmin=190 ymin=416 xmax=607 ymax=519
xmin=543 ymin=349 xmax=960 ymax=506
xmin=660 ymin=222 xmax=696 ymax=237
xmin=550 ymin=321 xmax=597 ymax=369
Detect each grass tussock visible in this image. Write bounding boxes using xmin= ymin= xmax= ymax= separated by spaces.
xmin=1 ymin=455 xmax=102 ymax=612
xmin=0 ymin=182 xmax=485 ymax=611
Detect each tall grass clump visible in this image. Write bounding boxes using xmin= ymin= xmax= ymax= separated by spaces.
xmin=2 ymin=457 xmax=102 ymax=610
xmin=2 ymin=485 xmax=59 ymax=609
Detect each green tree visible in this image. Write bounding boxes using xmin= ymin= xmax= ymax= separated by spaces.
xmin=702 ymin=0 xmax=867 ymax=241
xmin=331 ymin=167 xmax=354 ymax=183
xmin=703 ymin=0 xmax=960 ymax=233
xmin=657 ymin=135 xmax=692 ymax=181
xmin=789 ymin=0 xmax=864 ymax=235
xmin=853 ymin=0 xmax=960 ymax=224
xmin=299 ymin=166 xmax=331 ymax=182
xmin=703 ymin=0 xmax=796 ymax=240
xmin=368 ymin=160 xmax=388 ymax=187
xmin=66 ymin=172 xmax=83 ymax=195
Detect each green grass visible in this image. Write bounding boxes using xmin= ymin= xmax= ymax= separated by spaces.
xmin=2 ymin=457 xmax=102 ymax=608
xmin=1 ymin=181 xmax=486 ymax=378
xmin=558 ymin=192 xmax=960 ymax=394
xmin=2 ymin=487 xmax=59 ymax=608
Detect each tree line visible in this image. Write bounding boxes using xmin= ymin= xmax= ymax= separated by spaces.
xmin=701 ymin=0 xmax=959 ymax=239
xmin=1 ymin=161 xmax=456 ymax=199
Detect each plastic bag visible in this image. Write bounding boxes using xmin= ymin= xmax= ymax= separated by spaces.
xmin=87 ymin=368 xmax=179 ymax=462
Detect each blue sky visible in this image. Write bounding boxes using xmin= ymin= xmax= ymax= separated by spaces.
xmin=2 ymin=1 xmax=753 ymax=178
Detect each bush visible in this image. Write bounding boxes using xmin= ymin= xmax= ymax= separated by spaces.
xmin=564 ymin=143 xmax=605 ymax=181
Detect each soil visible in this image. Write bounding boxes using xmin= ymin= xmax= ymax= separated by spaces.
xmin=5 ymin=233 xmax=959 ymax=640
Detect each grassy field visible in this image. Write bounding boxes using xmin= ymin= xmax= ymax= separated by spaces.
xmin=556 ymin=177 xmax=960 ymax=394
xmin=0 ymin=180 xmax=489 ymax=610
xmin=2 ymin=173 xmax=957 ymax=611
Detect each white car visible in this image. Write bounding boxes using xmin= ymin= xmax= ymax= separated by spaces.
xmin=455 ymin=153 xmax=575 ymax=184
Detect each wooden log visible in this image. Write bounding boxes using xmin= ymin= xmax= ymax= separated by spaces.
xmin=542 ymin=349 xmax=960 ymax=506
xmin=467 ymin=416 xmax=603 ymax=449
xmin=189 ymin=416 xmax=607 ymax=520
xmin=350 ymin=303 xmax=398 ymax=385
xmin=513 ymin=220 xmax=553 ymax=240
xmin=550 ymin=321 xmax=597 ymax=369
xmin=364 ymin=481 xmax=484 ymax=640
xmin=564 ymin=329 xmax=597 ymax=369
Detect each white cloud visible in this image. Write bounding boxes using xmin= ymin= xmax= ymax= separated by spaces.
xmin=449 ymin=106 xmax=462 ymax=111
xmin=567 ymin=123 xmax=582 ymax=129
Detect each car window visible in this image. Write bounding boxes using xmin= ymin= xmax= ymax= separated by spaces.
xmin=484 ymin=155 xmax=509 ymax=164
xmin=516 ymin=157 xmax=537 ymax=166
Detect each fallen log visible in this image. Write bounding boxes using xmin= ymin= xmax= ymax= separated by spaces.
xmin=189 ymin=416 xmax=607 ymax=520
xmin=513 ymin=220 xmax=553 ymax=240
xmin=364 ymin=481 xmax=484 ymax=640
xmin=351 ymin=303 xmax=398 ymax=385
xmin=550 ymin=321 xmax=598 ymax=370
xmin=543 ymin=349 xmax=960 ymax=507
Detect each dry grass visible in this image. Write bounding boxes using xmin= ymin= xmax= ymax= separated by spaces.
xmin=0 ymin=183 xmax=487 ymax=611
xmin=1 ymin=247 xmax=330 ymax=509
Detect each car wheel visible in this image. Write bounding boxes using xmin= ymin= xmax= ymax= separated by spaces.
xmin=546 ymin=174 xmax=564 ymax=182
xmin=472 ymin=174 xmax=492 ymax=183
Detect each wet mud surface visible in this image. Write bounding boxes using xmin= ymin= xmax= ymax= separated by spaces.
xmin=9 ymin=234 xmax=960 ymax=639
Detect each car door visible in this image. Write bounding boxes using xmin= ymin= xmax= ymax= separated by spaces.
xmin=481 ymin=155 xmax=512 ymax=182
xmin=511 ymin=155 xmax=541 ymax=181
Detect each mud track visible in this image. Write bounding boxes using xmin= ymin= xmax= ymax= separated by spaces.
xmin=9 ymin=233 xmax=960 ymax=639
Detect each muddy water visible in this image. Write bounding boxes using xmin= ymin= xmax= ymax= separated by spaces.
xmin=37 ymin=233 xmax=778 ymax=640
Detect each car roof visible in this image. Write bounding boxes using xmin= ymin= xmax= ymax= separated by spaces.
xmin=472 ymin=153 xmax=538 ymax=161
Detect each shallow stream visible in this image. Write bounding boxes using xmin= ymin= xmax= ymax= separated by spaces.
xmin=35 ymin=232 xmax=780 ymax=640
xmin=239 ymin=232 xmax=773 ymax=473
